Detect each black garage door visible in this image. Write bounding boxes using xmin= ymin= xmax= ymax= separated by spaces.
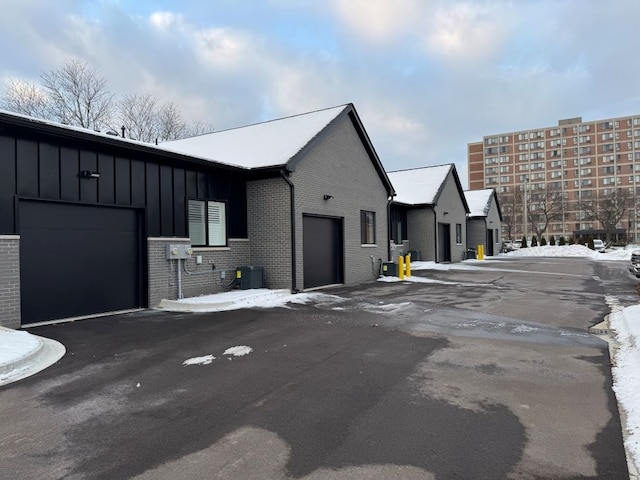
xmin=19 ymin=201 xmax=144 ymax=325
xmin=303 ymin=215 xmax=343 ymax=289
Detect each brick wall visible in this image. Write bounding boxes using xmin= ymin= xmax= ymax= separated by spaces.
xmin=434 ymin=172 xmax=468 ymax=262
xmin=408 ymin=209 xmax=435 ymax=261
xmin=247 ymin=178 xmax=292 ymax=289
xmin=292 ymin=114 xmax=390 ymax=288
xmin=147 ymin=237 xmax=252 ymax=307
xmin=0 ymin=236 xmax=20 ymax=329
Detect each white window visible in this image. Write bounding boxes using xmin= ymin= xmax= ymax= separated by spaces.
xmin=361 ymin=211 xmax=376 ymax=244
xmin=188 ymin=200 xmax=227 ymax=246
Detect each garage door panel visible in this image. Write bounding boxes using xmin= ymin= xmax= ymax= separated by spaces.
xmin=19 ymin=201 xmax=143 ymax=325
xmin=303 ymin=215 xmax=343 ymax=289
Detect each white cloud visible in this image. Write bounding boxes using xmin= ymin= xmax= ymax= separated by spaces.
xmin=329 ymin=0 xmax=421 ymax=44
xmin=149 ymin=11 xmax=184 ymax=30
xmin=422 ymin=2 xmax=508 ymax=63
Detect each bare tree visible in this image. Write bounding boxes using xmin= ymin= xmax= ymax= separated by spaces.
xmin=118 ymin=93 xmax=161 ymax=142
xmin=40 ymin=59 xmax=114 ymax=129
xmin=117 ymin=96 xmax=206 ymax=143
xmin=3 ymin=59 xmax=213 ymax=142
xmin=184 ymin=119 xmax=216 ymax=138
xmin=499 ymin=190 xmax=522 ymax=241
xmin=577 ymin=188 xmax=634 ymax=244
xmin=526 ymin=185 xmax=566 ymax=239
xmin=157 ymin=101 xmax=187 ymax=141
xmin=1 ymin=78 xmax=50 ymax=119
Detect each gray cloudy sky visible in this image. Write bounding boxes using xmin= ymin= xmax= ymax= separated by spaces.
xmin=2 ymin=0 xmax=640 ymax=186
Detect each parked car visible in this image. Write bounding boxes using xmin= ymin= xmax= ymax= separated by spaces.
xmin=593 ymin=239 xmax=606 ymax=253
xmin=630 ymin=250 xmax=640 ymax=278
xmin=502 ymin=240 xmax=522 ymax=252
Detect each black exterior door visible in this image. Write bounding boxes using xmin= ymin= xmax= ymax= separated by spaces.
xmin=438 ymin=222 xmax=451 ymax=262
xmin=303 ymin=215 xmax=343 ymax=289
xmin=19 ymin=200 xmax=144 ymax=325
xmin=487 ymin=228 xmax=494 ymax=256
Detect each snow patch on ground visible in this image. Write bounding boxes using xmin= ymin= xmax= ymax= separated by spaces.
xmin=0 ymin=329 xmax=40 ymax=365
xmin=610 ymin=301 xmax=640 ymax=467
xmin=159 ymin=289 xmax=341 ymax=312
xmin=224 ymin=346 xmax=253 ymax=357
xmin=183 ymin=355 xmax=216 ymax=366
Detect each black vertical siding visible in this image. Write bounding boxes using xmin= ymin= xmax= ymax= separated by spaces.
xmin=146 ymin=162 xmax=160 ymax=236
xmin=98 ymin=153 xmax=115 ymax=204
xmin=0 ymin=136 xmax=16 ymax=232
xmin=39 ymin=143 xmax=59 ymax=199
xmin=130 ymin=159 xmax=146 ymax=206
xmin=0 ymin=129 xmax=249 ymax=238
xmin=159 ymin=164 xmax=174 ymax=236
xmin=115 ymin=156 xmax=131 ymax=205
xmin=17 ymin=140 xmax=38 ymax=197
xmin=60 ymin=147 xmax=80 ymax=202
xmin=185 ymin=170 xmax=198 ymax=198
xmin=173 ymin=168 xmax=186 ymax=237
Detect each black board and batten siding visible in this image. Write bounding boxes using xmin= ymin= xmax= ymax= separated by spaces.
xmin=0 ymin=133 xmax=248 ymax=238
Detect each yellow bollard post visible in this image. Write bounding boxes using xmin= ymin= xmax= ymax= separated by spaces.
xmin=405 ymin=253 xmax=411 ymax=277
xmin=477 ymin=244 xmax=484 ymax=260
xmin=398 ymin=255 xmax=405 ymax=280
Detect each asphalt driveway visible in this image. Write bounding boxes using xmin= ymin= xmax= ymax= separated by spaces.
xmin=0 ymin=257 xmax=631 ymax=479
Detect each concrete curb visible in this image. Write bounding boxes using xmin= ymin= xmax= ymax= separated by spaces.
xmin=0 ymin=332 xmax=66 ymax=387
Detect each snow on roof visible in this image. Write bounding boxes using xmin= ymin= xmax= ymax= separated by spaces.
xmin=161 ymin=105 xmax=348 ymax=169
xmin=388 ymin=164 xmax=452 ymax=205
xmin=464 ymin=189 xmax=494 ymax=217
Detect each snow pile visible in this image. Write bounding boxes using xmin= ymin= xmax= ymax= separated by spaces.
xmin=158 ymin=289 xmax=333 ymax=312
xmin=503 ymin=243 xmax=638 ymax=260
xmin=0 ymin=329 xmax=41 ymax=365
xmin=610 ymin=301 xmax=640 ymax=466
xmin=505 ymin=244 xmax=599 ymax=258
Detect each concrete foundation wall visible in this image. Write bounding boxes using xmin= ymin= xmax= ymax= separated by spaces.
xmin=0 ymin=236 xmax=20 ymax=329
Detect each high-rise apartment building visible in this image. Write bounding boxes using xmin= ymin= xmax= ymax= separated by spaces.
xmin=468 ymin=115 xmax=640 ymax=242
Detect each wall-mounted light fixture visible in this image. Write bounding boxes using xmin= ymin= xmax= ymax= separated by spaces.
xmin=443 ymin=211 xmax=449 ymax=215
xmin=80 ymin=170 xmax=101 ymax=179
xmin=323 ymin=194 xmax=333 ymax=200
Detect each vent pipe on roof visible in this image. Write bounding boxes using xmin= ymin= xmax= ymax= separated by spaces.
xmin=121 ymin=125 xmax=125 ymax=138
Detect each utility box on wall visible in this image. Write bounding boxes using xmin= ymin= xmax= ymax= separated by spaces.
xmin=236 ymin=266 xmax=264 ymax=289
xmin=166 ymin=244 xmax=193 ymax=260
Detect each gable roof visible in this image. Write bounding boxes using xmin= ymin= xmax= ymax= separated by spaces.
xmin=162 ymin=103 xmax=394 ymax=194
xmin=162 ymin=105 xmax=345 ymax=169
xmin=464 ymin=189 xmax=504 ymax=221
xmin=388 ymin=164 xmax=468 ymax=212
